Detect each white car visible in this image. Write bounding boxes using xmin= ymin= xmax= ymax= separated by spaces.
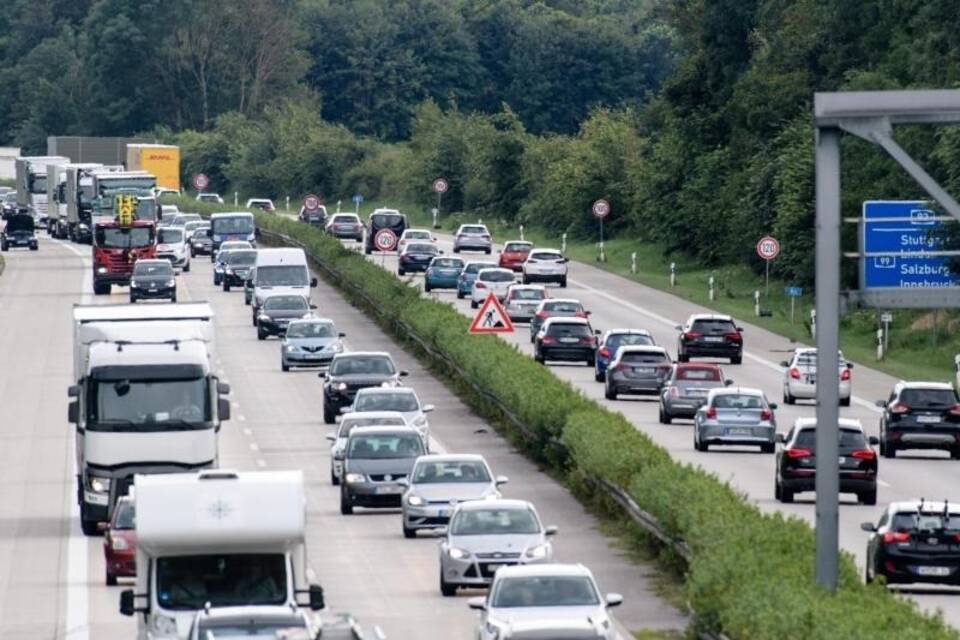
xmin=453 ymin=223 xmax=492 ymax=254
xmin=343 ymin=387 xmax=435 ymax=444
xmin=503 ymin=284 xmax=548 ymax=322
xmin=471 ymin=268 xmax=516 ymax=308
xmin=196 ymin=193 xmax=224 ymax=204
xmin=781 ymin=347 xmax=852 ymax=406
xmin=155 ymin=226 xmax=191 ymax=272
xmin=468 ymin=564 xmax=622 ymax=640
xmin=326 ymin=411 xmax=408 ymax=485
xmin=522 ymin=249 xmax=568 ymax=287
xmin=159 ymin=204 xmax=180 ymax=227
xmin=398 ymin=228 xmax=436 ymax=251
xmin=245 ymin=198 xmax=276 ymax=213
xmin=154 ymin=187 xmax=181 ymax=200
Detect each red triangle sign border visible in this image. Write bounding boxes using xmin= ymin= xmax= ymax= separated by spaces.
xmin=468 ymin=294 xmax=515 ymax=334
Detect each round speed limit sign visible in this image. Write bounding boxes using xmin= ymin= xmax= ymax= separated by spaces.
xmin=432 ymin=178 xmax=449 ymax=194
xmin=756 ymin=236 xmax=780 ymax=261
xmin=591 ymin=199 xmax=610 ymax=219
xmin=303 ymin=194 xmax=321 ymax=211
xmin=193 ymin=173 xmax=209 ymax=190
xmin=374 ymin=228 xmax=398 ymax=252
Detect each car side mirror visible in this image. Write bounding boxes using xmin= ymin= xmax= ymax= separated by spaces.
xmin=467 ymin=597 xmax=486 ymax=611
xmin=205 ymin=229 xmax=212 ymax=237
xmin=768 ymin=402 xmax=778 ymax=410
xmin=119 ymin=589 xmax=138 ymax=616
xmin=300 ymin=584 xmax=324 ymax=611
xmin=605 ymin=593 xmax=623 ymax=608
xmin=868 ymin=435 xmax=879 ymax=446
xmin=423 ymin=404 xmax=435 ymax=413
xmin=875 ymin=400 xmax=886 ymax=408
xmin=68 ymin=384 xmax=80 ymax=398
xmin=736 ymin=327 xmax=744 ymax=332
xmin=310 ymin=304 xmax=318 ymax=309
xmin=310 ymin=277 xmax=318 ymax=288
xmin=399 ymin=370 xmax=409 ymax=377
xmin=68 ymin=401 xmax=78 ymax=425
xmin=495 ymin=475 xmax=509 ymax=486
xmin=860 ymin=522 xmax=877 ymax=532
xmin=218 ymin=397 xmax=231 ymax=421
xmin=439 ymin=250 xmax=445 ymax=254
xmin=217 ymin=381 xmax=231 ymax=395
xmin=544 ymin=525 xmax=558 ymax=537
xmin=319 ymin=372 xmax=329 ymax=379
xmin=674 ymin=324 xmax=682 ymax=331
xmin=847 ymin=363 xmax=854 ymax=369
xmin=325 ymin=434 xmax=336 ymax=442
xmin=594 ymin=330 xmax=602 ymax=335
xmin=775 ymin=433 xmax=786 ymax=443
xmin=338 ymin=332 xmax=346 ymax=337
xmin=779 ymin=361 xmax=789 ymax=368
xmin=724 ymin=379 xmax=734 ymax=386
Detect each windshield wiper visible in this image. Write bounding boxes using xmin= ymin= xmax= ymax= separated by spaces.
xmin=155 ymin=419 xmax=208 ymax=430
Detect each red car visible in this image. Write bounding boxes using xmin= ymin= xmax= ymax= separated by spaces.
xmin=498 ymin=241 xmax=534 ymax=271
xmin=101 ymin=496 xmax=136 ymax=585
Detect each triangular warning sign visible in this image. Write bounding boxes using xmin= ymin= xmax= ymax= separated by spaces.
xmin=469 ymin=293 xmax=515 ymax=334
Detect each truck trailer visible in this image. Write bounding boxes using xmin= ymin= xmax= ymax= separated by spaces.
xmin=15 ymin=155 xmax=69 ymax=226
xmin=126 ymin=144 xmax=180 ymax=192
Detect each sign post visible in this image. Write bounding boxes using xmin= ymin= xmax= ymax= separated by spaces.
xmin=432 ymin=178 xmax=448 ymax=229
xmin=784 ymin=286 xmax=803 ymax=323
xmin=352 ymin=193 xmax=363 ymax=215
xmin=756 ymin=235 xmax=780 ymax=298
xmin=592 ymin=199 xmax=610 ymax=262
xmin=192 ymin=173 xmax=209 ymax=194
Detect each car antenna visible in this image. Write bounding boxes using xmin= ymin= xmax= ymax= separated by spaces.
xmin=918 ymin=497 xmax=925 ymax=515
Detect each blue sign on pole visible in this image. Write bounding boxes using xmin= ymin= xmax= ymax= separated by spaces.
xmin=862 ymin=200 xmax=960 ymax=288
xmin=784 ymin=286 xmax=803 ymax=297
xmin=352 ymin=194 xmax=364 ymax=205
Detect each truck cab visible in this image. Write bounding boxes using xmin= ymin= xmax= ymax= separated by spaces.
xmin=120 ymin=470 xmax=325 ymax=639
xmin=92 ymin=219 xmax=157 ymax=295
xmin=15 ymin=155 xmax=69 ymax=226
xmin=208 ymin=212 xmax=257 ymax=259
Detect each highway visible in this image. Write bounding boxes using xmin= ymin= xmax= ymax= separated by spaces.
xmin=357 ymin=226 xmax=960 ymax=625
xmin=0 ymin=234 xmax=687 ymax=639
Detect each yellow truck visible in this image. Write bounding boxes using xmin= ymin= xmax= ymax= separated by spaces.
xmin=126 ymin=144 xmax=180 ymax=192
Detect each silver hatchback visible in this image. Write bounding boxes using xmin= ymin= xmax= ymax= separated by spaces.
xmin=693 ymin=387 xmax=777 ymax=453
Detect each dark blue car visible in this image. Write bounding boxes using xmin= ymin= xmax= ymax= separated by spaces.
xmin=424 ymin=256 xmax=465 ymax=292
xmin=455 ymin=260 xmax=498 ymax=299
xmin=595 ymin=329 xmax=656 ymax=382
xmin=398 ymin=242 xmax=441 ymax=275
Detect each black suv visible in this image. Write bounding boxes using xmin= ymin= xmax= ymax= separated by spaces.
xmin=863 ymin=499 xmax=960 ymax=585
xmin=534 ymin=318 xmax=598 ymax=366
xmin=320 ymin=352 xmax=408 ymax=423
xmin=676 ymin=314 xmax=743 ymax=364
xmin=364 ymin=209 xmax=407 ymax=254
xmin=877 ymin=382 xmax=960 ymax=459
xmin=775 ymin=418 xmax=878 ymax=505
xmin=1 ymin=214 xmax=38 ymax=251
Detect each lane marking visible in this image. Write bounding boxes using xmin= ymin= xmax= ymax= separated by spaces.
xmin=242 ymin=428 xmax=253 ymax=437
xmin=249 ymin=443 xmax=260 ymax=452
xmin=256 ymin=459 xmax=267 ymax=468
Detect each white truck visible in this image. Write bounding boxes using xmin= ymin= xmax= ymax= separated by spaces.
xmin=67 ymin=303 xmax=230 ymax=535
xmin=119 ymin=469 xmax=326 ymax=639
xmin=48 ymin=162 xmax=102 ymax=240
xmin=15 ymin=155 xmax=69 ymax=226
xmin=90 ymin=169 xmax=159 ymax=225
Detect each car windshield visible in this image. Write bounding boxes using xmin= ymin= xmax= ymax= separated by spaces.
xmin=431 ymin=258 xmax=463 ymax=269
xmin=330 ymin=356 xmax=395 ymax=376
xmin=413 ymin=460 xmax=491 ymax=484
xmin=713 ymin=394 xmax=764 ymax=409
xmin=95 ymin=227 xmax=155 ymax=249
xmin=90 ymin=378 xmax=211 ymax=428
xmin=691 ymin=319 xmax=736 ymax=333
xmin=213 ymin=216 xmax=254 ymax=235
xmin=481 ymin=271 xmax=514 ymax=282
xmin=112 ymin=502 xmax=135 ymax=529
xmin=607 ymin=334 xmax=654 ymax=350
xmin=227 ymin=251 xmax=256 ymax=266
xmin=286 ymin=322 xmax=334 ymax=338
xmin=450 ymin=508 xmax=539 ymax=535
xmin=406 ymin=243 xmax=438 ymax=254
xmin=530 ymin=251 xmax=563 ymax=261
xmin=461 ymin=226 xmax=487 ymax=234
xmin=263 ymin=296 xmax=307 ymax=311
xmin=464 ymin=262 xmax=497 ymax=275
xmin=892 ymin=512 xmax=960 ymax=532
xmin=184 ymin=222 xmax=206 ymax=232
xmin=372 ymin=213 xmax=403 ymax=226
xmin=133 ymin=262 xmax=173 ymax=276
xmin=158 ymin=228 xmax=183 ymax=243
xmin=676 ymin=367 xmax=721 ymax=381
xmin=3 ymin=192 xmax=16 ymax=203
xmin=355 ymin=392 xmax=419 ymax=413
xmin=220 ymin=242 xmax=251 ymax=252
xmin=544 ymin=302 xmax=581 ymax=313
xmin=173 ymin=215 xmax=201 ymax=226
xmin=492 ymin=576 xmax=599 ymax=608
xmin=511 ymin=289 xmax=544 ymax=301
xmin=547 ymin=323 xmax=591 ymax=337
xmin=504 ymin=243 xmax=532 ymax=253
xmin=620 ymin=352 xmax=668 ymax=364
xmin=794 ymin=428 xmax=866 ymax=450
xmin=347 ymin=433 xmax=424 ymax=459
xmin=156 ymin=553 xmax=286 ymax=610
xmin=900 ymin=388 xmax=959 ymax=408
xmin=257 ymin=265 xmax=307 ymax=286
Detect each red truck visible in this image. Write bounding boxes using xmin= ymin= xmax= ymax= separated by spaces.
xmin=92 ymin=219 xmax=157 ymax=295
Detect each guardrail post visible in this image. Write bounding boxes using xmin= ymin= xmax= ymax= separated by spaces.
xmin=519 ymin=225 xmax=524 ymax=241
xmin=754 ymin=290 xmax=760 ymax=316
xmin=708 ymin=273 xmax=715 ymax=301
xmin=286 ymin=196 xmax=291 ymax=212
xmin=234 ymin=192 xmax=238 ymax=206
xmin=561 ymin=233 xmax=567 ymax=254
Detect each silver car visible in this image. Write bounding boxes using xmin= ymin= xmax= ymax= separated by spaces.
xmin=453 ymin=223 xmax=492 ymax=254
xmin=326 ymin=411 xmax=407 ymax=485
xmin=693 ymin=387 xmax=777 ymax=453
xmin=340 ymin=426 xmax=426 ymax=514
xmin=439 ymin=499 xmax=556 ymax=596
xmin=659 ymin=363 xmax=732 ymax=424
xmin=281 ymin=318 xmax=344 ymax=371
xmin=401 ymin=454 xmax=506 ymax=538
xmin=342 ymin=387 xmax=434 ymax=444
xmin=503 ymin=284 xmax=547 ymax=322
xmin=781 ymin=347 xmax=853 ymax=406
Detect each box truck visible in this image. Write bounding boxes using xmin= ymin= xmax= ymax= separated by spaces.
xmin=126 ymin=144 xmax=181 ymax=192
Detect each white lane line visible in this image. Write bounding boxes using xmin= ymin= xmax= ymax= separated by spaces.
xmin=249 ymin=443 xmax=260 ymax=452
xmin=878 ymin=479 xmax=892 ymax=488
xmin=569 ymin=277 xmax=883 ymax=414
xmin=242 ymin=428 xmax=253 ymax=437
xmin=237 ymin=414 xmax=247 ymax=422
xmin=374 ymin=626 xmax=386 ymax=640
xmin=256 ymin=459 xmax=267 ymax=468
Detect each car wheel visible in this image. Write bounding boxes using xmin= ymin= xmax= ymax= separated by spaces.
xmin=453 ymin=247 xmax=460 ymax=254
xmin=456 ymin=290 xmax=464 ymax=299
xmin=860 ymin=490 xmax=878 ymax=506
xmin=281 ymin=362 xmax=290 ymax=372
xmin=129 ymin=295 xmax=136 ymax=304
xmin=761 ymin=443 xmax=775 ymax=454
xmin=252 ymin=313 xmax=258 ymax=327
xmin=534 ymin=352 xmax=545 ymax=365
xmin=245 ymin=295 xmax=251 ymax=306
xmin=364 ymin=247 xmax=371 ymax=255
xmin=323 ymin=403 xmax=336 ymax=425
xmin=779 ymin=485 xmax=794 ymax=504
xmin=223 ymin=282 xmax=230 ymax=292
xmin=731 ymin=354 xmax=742 ymax=365
xmin=471 ymin=299 xmax=478 ymax=309
xmin=883 ymin=442 xmax=897 ymax=459
xmin=522 ymin=275 xmax=529 ymax=284
xmin=30 ymin=244 xmax=38 ymax=251
xmin=784 ymin=390 xmax=795 ymax=405
xmin=440 ymin=574 xmax=457 ymax=597
xmin=604 ymin=384 xmax=617 ymax=400
xmin=183 ymin=261 xmax=190 ymax=272
xmin=80 ymin=516 xmax=100 ymax=537
xmin=951 ymin=446 xmax=960 ymax=460
xmin=0 ymin=242 xmax=6 ymax=252
xmin=171 ymin=293 xmax=177 ymax=303
xmin=839 ymin=396 xmax=850 ymax=407
xmin=865 ymin=564 xmax=874 ymax=584
xmin=330 ymin=467 xmax=340 ymax=485
xmin=594 ymin=370 xmax=605 ymax=383
xmin=424 ymin=282 xmax=431 ymax=292
xmin=559 ymin=276 xmax=567 ymax=288
xmin=398 ymin=268 xmax=405 ymax=276
xmin=403 ymin=524 xmax=416 ymax=539
xmin=696 ymin=436 xmax=708 ymax=452
xmin=214 ymin=274 xmax=221 ymax=285
xmin=339 ymin=490 xmax=353 ymax=515
xmin=257 ymin=327 xmax=266 ymax=341
xmin=106 ymin=571 xmax=117 ymax=586
xmin=677 ymin=351 xmax=689 ymax=363
xmin=658 ymin=405 xmax=671 ymax=425
xmin=485 ymin=248 xmax=491 ymax=255
xmin=774 ymin=478 xmax=782 ymax=501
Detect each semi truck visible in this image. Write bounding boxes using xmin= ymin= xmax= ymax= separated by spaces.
xmin=92 ymin=215 xmax=157 ymax=294
xmin=119 ymin=470 xmax=325 ymax=639
xmin=15 ymin=155 xmax=69 ymax=226
xmin=48 ymin=162 xmax=102 ymax=240
xmin=67 ymin=303 xmax=229 ymax=535
xmin=126 ymin=144 xmax=180 ymax=192
xmin=62 ymin=164 xmax=123 ymax=242
xmin=91 ymin=170 xmax=158 ymax=225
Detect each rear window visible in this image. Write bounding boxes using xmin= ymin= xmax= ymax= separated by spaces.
xmin=431 ymin=258 xmax=463 ymax=269
xmin=892 ymin=512 xmax=960 ymax=532
xmin=348 ymin=433 xmax=424 ymax=459
xmin=461 ymin=226 xmax=487 ymax=234
xmin=621 ymin=352 xmax=668 ymax=364
xmin=794 ymin=352 xmax=846 ymax=368
xmin=504 ymin=242 xmax=532 ymax=252
xmin=158 ymin=228 xmax=183 ymax=243
xmin=544 ymin=301 xmax=581 ymax=313
xmin=464 ymin=262 xmax=497 ymax=275
xmin=480 ymin=270 xmax=514 ymax=282
xmin=226 ymin=251 xmax=256 ymax=265
xmin=407 ymin=243 xmax=438 ymax=254
xmin=332 ymin=215 xmax=359 ymax=224
xmin=713 ymin=394 xmax=764 ymax=409
xmin=676 ymin=367 xmax=721 ymax=381
xmin=371 ymin=213 xmax=404 ymax=227
xmin=134 ymin=262 xmax=172 ymax=276
xmin=547 ymin=323 xmax=592 ymax=337
xmin=607 ymin=334 xmax=654 ymax=350
xmin=530 ymin=251 xmax=563 ymax=261
xmin=794 ymin=428 xmax=866 ymax=450
xmin=900 ymin=388 xmax=958 ymax=408
xmin=510 ymin=289 xmax=544 ymax=301
xmin=691 ymin=319 xmax=736 ymax=333
xmin=330 ymin=356 xmax=395 ymax=376
xmin=264 ymin=296 xmax=307 ymax=310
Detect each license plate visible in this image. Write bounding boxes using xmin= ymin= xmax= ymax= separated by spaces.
xmin=689 ymin=389 xmax=708 ymax=396
xmin=635 ymin=367 xmax=654 ymax=375
xmin=559 ymin=337 xmax=579 ymax=343
xmin=917 ymin=415 xmax=942 ymax=424
xmin=704 ymin=336 xmax=723 ymax=342
xmin=917 ymin=566 xmax=951 ymax=577
xmin=485 ymin=564 xmax=504 ymax=572
xmin=375 ymin=486 xmax=402 ymax=495
xmin=838 ymin=457 xmax=846 ymax=464
xmin=725 ymin=428 xmax=751 ymax=436
xmin=149 ymin=284 xmax=157 ymax=289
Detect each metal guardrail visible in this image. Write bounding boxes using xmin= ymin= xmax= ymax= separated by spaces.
xmin=260 ymin=227 xmax=729 ymax=640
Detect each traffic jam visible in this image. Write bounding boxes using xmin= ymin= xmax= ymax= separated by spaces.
xmin=5 ymin=150 xmax=960 ymax=639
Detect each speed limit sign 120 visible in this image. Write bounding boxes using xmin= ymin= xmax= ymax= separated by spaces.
xmin=756 ymin=236 xmax=780 ymax=261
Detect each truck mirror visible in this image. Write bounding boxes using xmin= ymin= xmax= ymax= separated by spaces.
xmin=255 ymin=227 xmax=262 ymax=238
xmin=119 ymin=590 xmax=136 ymax=616
xmin=310 ymin=277 xmax=318 ymax=288
xmin=218 ymin=397 xmax=231 ymax=421
xmin=68 ymin=401 xmax=78 ymax=425
xmin=217 ymin=381 xmax=231 ymax=395
xmin=205 ymin=229 xmax=212 ymax=237
xmin=67 ymin=384 xmax=80 ymax=398
xmin=309 ymin=584 xmax=325 ymax=610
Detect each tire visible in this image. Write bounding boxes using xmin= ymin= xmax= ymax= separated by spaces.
xmin=214 ymin=274 xmax=221 ymax=286
xmin=403 ymin=524 xmax=416 ymax=539
xmin=453 ymin=247 xmax=460 ymax=254
xmin=456 ymin=290 xmax=464 ymax=299
xmin=594 ymin=370 xmax=605 ymax=383
xmin=257 ymin=327 xmax=266 ymax=341
xmin=106 ymin=571 xmax=117 ymax=587
xmin=696 ymin=436 xmax=708 ymax=452
xmin=951 ymin=446 xmax=960 ymax=460
xmin=331 ymin=467 xmax=340 ymax=485
xmin=80 ymin=513 xmax=100 ymax=537
xmin=223 ymin=281 xmax=231 ymax=292
xmin=534 ymin=352 xmax=545 ymax=365
xmin=784 ymin=390 xmax=795 ymax=405
xmin=424 ymin=282 xmax=432 ymax=292
xmin=364 ymin=246 xmax=372 ymax=255
xmin=93 ymin=281 xmax=111 ymax=295
xmin=780 ymin=485 xmax=794 ymax=504
xmin=129 ymin=295 xmax=137 ymax=304
xmin=731 ymin=355 xmax=742 ymax=365
xmin=340 ymin=490 xmax=353 ymax=515
xmin=659 ymin=405 xmax=672 ymax=425
xmin=281 ymin=362 xmax=290 ymax=372
xmin=774 ymin=479 xmax=782 ymax=501
xmin=30 ymin=244 xmax=38 ymax=251
xmin=840 ymin=396 xmax=851 ymax=407
xmin=485 ymin=248 xmax=491 ymax=255
xmin=677 ymin=352 xmax=689 ymax=363
xmin=860 ymin=490 xmax=878 ymax=506
xmin=440 ymin=574 xmax=457 ymax=597
xmin=171 ymin=293 xmax=176 ymax=303
xmin=323 ymin=402 xmax=336 ymax=425
xmin=252 ymin=312 xmax=258 ymax=327
xmin=245 ymin=294 xmax=251 ymax=306
xmin=183 ymin=261 xmax=190 ymax=272
xmin=761 ymin=443 xmax=775 ymax=454
xmin=559 ymin=276 xmax=567 ymax=288
xmin=0 ymin=242 xmax=6 ymax=252
xmin=883 ymin=442 xmax=897 ymax=459
xmin=586 ymin=356 xmax=595 ymax=367
xmin=471 ymin=299 xmax=478 ymax=309
xmin=605 ymin=384 xmax=617 ymax=400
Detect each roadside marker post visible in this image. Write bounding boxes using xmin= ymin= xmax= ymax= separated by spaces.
xmin=669 ymin=262 xmax=676 ymax=288
xmin=432 ymin=178 xmax=448 ymax=229
xmin=708 ymin=274 xmax=715 ymax=301
xmin=286 ymin=196 xmax=290 ymax=212
xmin=631 ymin=252 xmax=637 ymax=275
xmin=592 ymin=199 xmax=610 ymax=263
xmin=561 ymin=233 xmax=567 ymax=254
xmin=519 ymin=225 xmax=524 ymax=242
xmin=754 ymin=290 xmax=761 ymax=317
xmin=234 ymin=192 xmax=238 ymax=206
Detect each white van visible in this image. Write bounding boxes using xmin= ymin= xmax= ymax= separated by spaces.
xmin=250 ymin=248 xmax=317 ymax=324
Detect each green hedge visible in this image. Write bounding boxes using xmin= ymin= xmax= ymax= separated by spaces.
xmin=233 ymin=207 xmax=954 ymax=639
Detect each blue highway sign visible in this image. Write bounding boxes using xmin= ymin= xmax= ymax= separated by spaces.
xmin=784 ymin=286 xmax=803 ymax=297
xmin=352 ymin=193 xmax=364 ymax=204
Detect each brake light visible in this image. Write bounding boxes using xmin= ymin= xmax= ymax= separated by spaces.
xmin=705 ymin=406 xmax=717 ymax=419
xmin=541 ymin=336 xmax=556 ymax=345
xmin=575 ymin=311 xmax=587 ymax=318
xmin=598 ymin=347 xmax=610 ymax=358
xmin=954 ymin=533 xmax=960 ymax=543
xmin=889 ymin=403 xmax=910 ymax=415
xmin=949 ymin=404 xmax=960 ymax=417
xmin=840 ymin=368 xmax=851 ymax=381
xmin=724 ymin=331 xmax=742 ymax=343
xmin=786 ymin=448 xmax=812 ymax=459
xmin=760 ymin=409 xmax=773 ymax=421
xmin=851 ymin=449 xmax=876 ymax=460
xmin=789 ymin=368 xmax=801 ymax=380
xmin=883 ymin=531 xmax=910 ymax=544
xmin=683 ymin=332 xmax=701 ymax=341
xmin=482 ymin=234 xmax=491 ymax=240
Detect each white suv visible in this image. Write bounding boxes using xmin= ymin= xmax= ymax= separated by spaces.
xmin=522 ymin=248 xmax=568 ymax=287
xmin=471 ymin=268 xmax=516 ymax=308
xmin=781 ymin=347 xmax=852 ymax=406
xmin=155 ymin=226 xmax=191 ymax=272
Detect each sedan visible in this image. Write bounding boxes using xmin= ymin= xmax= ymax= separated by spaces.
xmin=220 ymin=249 xmax=256 ymax=291
xmin=693 ymin=387 xmax=777 ymax=453
xmin=453 ymin=223 xmax=492 ymax=254
xmin=604 ymin=346 xmax=671 ymax=400
xmin=503 ymin=284 xmax=547 ymax=322
xmin=340 ymin=426 xmax=426 ymax=514
xmin=256 ymin=294 xmax=313 ymax=340
xmin=401 ymin=454 xmax=506 ymax=538
xmin=424 ymin=256 xmax=465 ymax=292
xmin=471 ymin=268 xmax=516 ymax=308
xmin=326 ymin=412 xmax=408 ymax=485
xmin=456 ymin=260 xmax=498 ymax=299
xmin=397 ymin=242 xmax=442 ymax=275
xmin=281 ymin=318 xmax=344 ymax=371
xmin=498 ymin=241 xmax=534 ymax=271
xmin=188 ymin=226 xmax=212 ymax=256
xmin=594 ymin=329 xmax=656 ymax=382
xmin=325 ymin=213 xmax=364 ymax=241
xmin=659 ymin=363 xmax=731 ymax=424
xmin=468 ymin=564 xmax=622 ymax=640
xmin=344 ymin=387 xmax=434 ymax=443
xmin=321 ymin=352 xmax=408 ymax=424
xmin=863 ymin=500 xmax=960 ymax=585
xmin=129 ymin=259 xmax=176 ymax=303
xmin=101 ymin=496 xmax=136 ymax=585
xmin=439 ymin=499 xmax=557 ymax=596
xmin=398 ymin=228 xmax=436 ymax=252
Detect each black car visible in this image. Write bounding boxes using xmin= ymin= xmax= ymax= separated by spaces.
xmin=221 ymin=249 xmax=257 ymax=291
xmin=129 ymin=259 xmax=176 ymax=303
xmin=863 ymin=500 xmax=960 ymax=585
xmin=1 ymin=192 xmax=18 ymax=220
xmin=877 ymin=382 xmax=960 ymax=459
xmin=775 ymin=418 xmax=878 ymax=505
xmin=1 ymin=214 xmax=38 ymax=251
xmin=397 ymin=243 xmax=441 ymax=275
xmin=320 ymin=352 xmax=407 ymax=423
xmin=676 ymin=314 xmax=743 ymax=364
xmin=534 ymin=318 xmax=598 ymax=366
xmin=256 ymin=294 xmax=313 ymax=340
xmin=364 ymin=209 xmax=407 ymax=254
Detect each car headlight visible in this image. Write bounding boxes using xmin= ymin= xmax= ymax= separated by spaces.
xmin=335 ymin=382 xmax=347 ymax=391
xmin=130 ymin=280 xmax=140 ymax=288
xmin=345 ymin=473 xmax=365 ymax=484
xmin=87 ymin=476 xmax=109 ymax=493
xmin=226 ymin=268 xmax=234 ymax=274
xmin=111 ymin=536 xmax=129 ymax=551
xmin=525 ymin=543 xmax=550 ymax=560
xmin=447 ymin=547 xmax=471 ymax=560
xmin=413 ymin=415 xmax=428 ymax=427
xmin=285 ymin=345 xmax=298 ymax=353
xmin=79 ymin=223 xmax=89 ymax=231
xmin=165 ymin=279 xmax=175 ymax=287
xmin=152 ymin=614 xmax=178 ymax=635
xmin=96 ymin=266 xmax=107 ymax=274
xmin=407 ymin=495 xmax=424 ymax=506
xmin=259 ymin=314 xmax=271 ymax=322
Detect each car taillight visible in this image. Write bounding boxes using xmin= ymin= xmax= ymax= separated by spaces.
xmin=889 ymin=403 xmax=910 ymax=415
xmin=599 ymin=347 xmax=610 ymax=358
xmin=683 ymin=332 xmax=701 ymax=341
xmin=725 ymin=331 xmax=742 ymax=343
xmin=475 ymin=282 xmax=486 ymax=289
xmin=851 ymin=449 xmax=876 ymax=460
xmin=760 ymin=409 xmax=773 ymax=421
xmin=883 ymin=531 xmax=910 ymax=544
xmin=575 ymin=311 xmax=588 ymax=318
xmin=953 ymin=533 xmax=960 ymax=543
xmin=786 ymin=448 xmax=812 ymax=459
xmin=670 ymin=386 xmax=679 ymax=398
xmin=840 ymin=368 xmax=851 ymax=381
xmin=535 ymin=310 xmax=548 ymax=319
xmin=949 ymin=404 xmax=960 ymax=417
xmin=705 ymin=407 xmax=717 ymax=419
xmin=482 ymin=234 xmax=491 ymax=239
xmin=541 ymin=336 xmax=556 ymax=345
xmin=787 ymin=368 xmax=800 ymax=380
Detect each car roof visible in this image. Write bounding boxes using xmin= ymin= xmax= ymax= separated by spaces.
xmin=333 ymin=351 xmax=392 ymax=359
xmin=688 ymin=313 xmax=734 ymax=322
xmin=529 ymin=248 xmax=561 ymax=254
xmin=262 ymin=292 xmax=307 ymax=301
xmin=403 ymin=228 xmax=432 ymax=234
xmin=495 ymin=563 xmax=591 ymax=579
xmin=614 ymin=345 xmax=667 ymax=355
xmin=793 ymin=417 xmax=863 ymax=431
xmin=504 ymin=241 xmax=533 ymax=247
xmin=354 ymin=387 xmax=415 ymax=396
xmin=888 ymin=500 xmax=960 ymax=514
xmin=896 ymin=381 xmax=954 ymax=391
xmin=675 ymin=362 xmax=720 ymax=370
xmin=458 ymin=223 xmax=488 ymax=229
xmin=192 ymin=605 xmax=307 ymax=624
xmin=477 ymin=267 xmax=514 ymax=276
xmin=348 ymin=425 xmax=420 ymax=437
xmin=287 ymin=317 xmax=333 ymax=326
xmin=540 ymin=298 xmax=581 ymax=305
xmin=604 ymin=328 xmax=651 ymax=337
xmin=340 ymin=411 xmax=406 ymax=422
xmin=507 ymin=284 xmax=546 ymax=291
xmin=134 ymin=259 xmax=171 ymax=266
xmin=457 ymin=498 xmax=533 ymax=512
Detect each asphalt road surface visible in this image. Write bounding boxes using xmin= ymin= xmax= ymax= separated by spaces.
xmin=0 ymin=234 xmax=686 ymax=639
